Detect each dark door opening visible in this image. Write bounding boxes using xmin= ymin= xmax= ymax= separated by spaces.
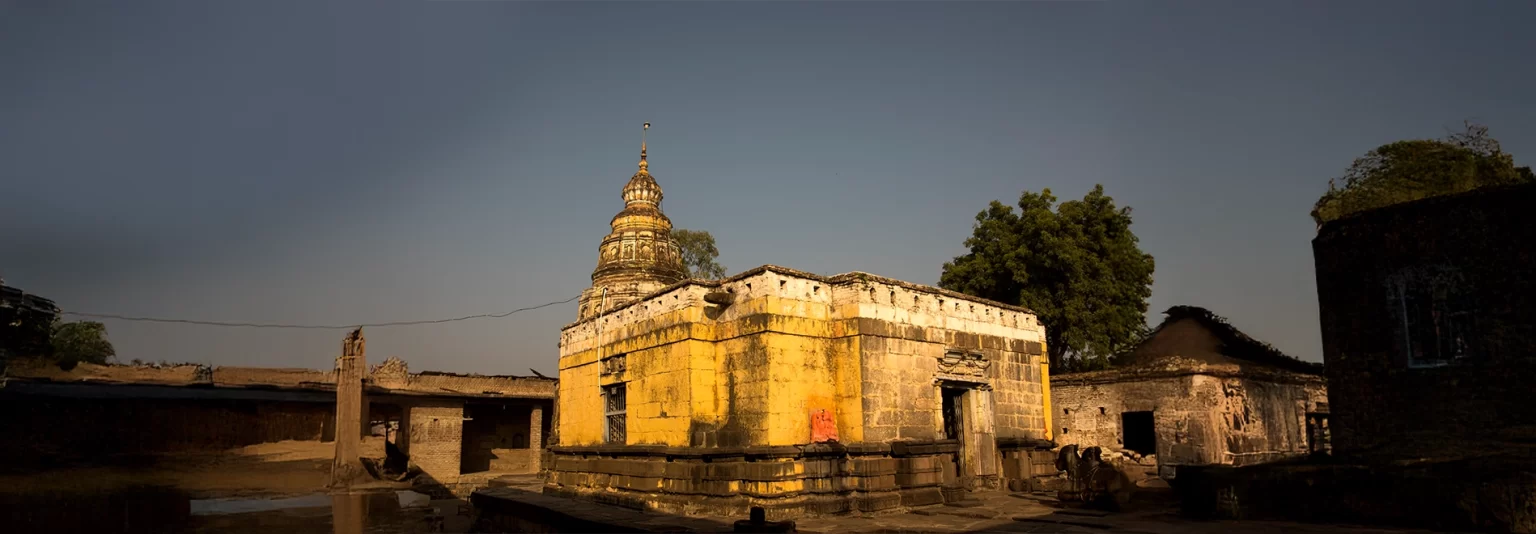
xmin=1121 ymin=411 xmax=1156 ymax=456
xmin=940 ymin=386 xmax=968 ymax=481
xmin=941 ymin=387 xmax=966 ymax=441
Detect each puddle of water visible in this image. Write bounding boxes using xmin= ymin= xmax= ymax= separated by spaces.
xmin=190 ymin=493 xmax=334 ymax=515
xmin=2 ymin=487 xmax=455 ymax=534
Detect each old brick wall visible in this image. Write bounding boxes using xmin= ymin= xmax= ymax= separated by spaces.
xmin=0 ymin=396 xmax=332 ymax=463
xmin=406 ymin=400 xmax=464 ymax=484
xmin=1052 ymin=373 xmax=1325 ymax=472
xmin=1314 ymin=183 xmax=1536 ymax=460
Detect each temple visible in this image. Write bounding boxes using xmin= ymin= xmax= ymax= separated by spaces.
xmin=576 ymin=122 xmax=688 ymax=322
xmin=547 ymin=127 xmax=1057 ymax=518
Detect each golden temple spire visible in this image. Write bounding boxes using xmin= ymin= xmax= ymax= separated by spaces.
xmin=639 ymin=122 xmax=649 ymax=171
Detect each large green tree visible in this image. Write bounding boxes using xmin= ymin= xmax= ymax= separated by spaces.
xmin=673 ymin=229 xmax=727 ymax=280
xmin=1312 ymin=122 xmax=1534 ymax=225
xmin=50 ymin=320 xmax=115 ymax=370
xmin=939 ymin=185 xmax=1155 ymax=372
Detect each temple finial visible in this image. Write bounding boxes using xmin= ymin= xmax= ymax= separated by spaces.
xmin=639 ymin=122 xmax=649 ymax=171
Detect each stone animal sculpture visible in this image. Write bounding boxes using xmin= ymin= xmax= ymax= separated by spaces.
xmin=1055 ymin=445 xmax=1133 ymax=511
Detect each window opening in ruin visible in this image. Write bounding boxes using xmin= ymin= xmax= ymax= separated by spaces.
xmin=604 ymin=383 xmax=627 ymax=444
xmin=1390 ymin=269 xmax=1476 ymax=368
xmin=1122 ymin=411 xmax=1156 ymax=456
xmin=1306 ymin=413 xmax=1332 ymax=456
xmin=941 ymin=387 xmax=966 ymax=441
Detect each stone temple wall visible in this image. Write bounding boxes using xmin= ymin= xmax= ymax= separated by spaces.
xmin=552 ymin=265 xmax=1052 ymax=518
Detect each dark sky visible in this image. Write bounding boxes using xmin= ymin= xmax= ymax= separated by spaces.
xmin=2 ymin=1 xmax=1532 ymax=375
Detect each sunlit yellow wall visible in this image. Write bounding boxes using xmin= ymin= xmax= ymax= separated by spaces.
xmin=557 ymin=266 xmax=1047 ymax=450
xmin=558 ymin=304 xmax=709 ymax=447
xmin=557 ymin=360 xmax=603 ymax=445
xmin=1041 ymin=358 xmax=1053 ymax=442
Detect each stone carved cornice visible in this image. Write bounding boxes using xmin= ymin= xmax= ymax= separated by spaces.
xmin=936 ymin=351 xmax=991 ymax=385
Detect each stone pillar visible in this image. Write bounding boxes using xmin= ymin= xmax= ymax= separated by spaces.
xmin=972 ymin=387 xmax=999 ymax=480
xmin=331 ymin=328 xmax=368 ymax=488
xmin=548 ymin=383 xmax=560 ymax=447
xmin=530 ymin=404 xmax=544 ymax=472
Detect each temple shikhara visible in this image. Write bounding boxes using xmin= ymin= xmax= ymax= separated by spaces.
xmin=547 ymin=126 xmax=1058 ymax=518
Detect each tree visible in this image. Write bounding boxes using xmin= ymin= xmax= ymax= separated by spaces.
xmin=673 ymin=229 xmax=727 ymax=280
xmin=50 ymin=320 xmax=115 ymax=370
xmin=1311 ymin=122 xmax=1534 ymax=225
xmin=939 ymin=185 xmax=1155 ymax=372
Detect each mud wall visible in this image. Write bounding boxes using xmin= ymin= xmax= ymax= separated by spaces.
xmin=0 ymin=396 xmax=333 ymax=465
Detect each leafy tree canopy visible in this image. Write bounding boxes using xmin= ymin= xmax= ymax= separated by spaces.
xmin=673 ymin=229 xmax=727 ymax=280
xmin=50 ymin=320 xmax=115 ymax=370
xmin=1312 ymin=122 xmax=1534 ymax=225
xmin=939 ymin=185 xmax=1155 ymax=372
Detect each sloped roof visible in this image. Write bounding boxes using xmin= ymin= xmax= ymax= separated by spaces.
xmin=1151 ymin=305 xmax=1323 ymax=375
xmin=1 ymin=285 xmax=59 ymax=315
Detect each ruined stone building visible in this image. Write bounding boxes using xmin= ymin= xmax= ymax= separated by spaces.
xmin=1051 ymin=306 xmax=1328 ymax=479
xmin=1315 ymin=182 xmax=1535 ymax=463
xmin=1310 ymin=182 xmax=1536 ymax=531
xmin=547 ymin=134 xmax=1056 ymax=519
xmin=1 ymin=352 xmax=555 ymax=497
xmin=0 ymin=280 xmax=60 ymax=363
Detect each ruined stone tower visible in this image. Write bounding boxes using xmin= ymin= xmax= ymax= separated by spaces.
xmin=576 ymin=124 xmax=687 ymax=321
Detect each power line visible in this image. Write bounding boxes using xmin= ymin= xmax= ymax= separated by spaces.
xmin=61 ymin=294 xmax=581 ymax=330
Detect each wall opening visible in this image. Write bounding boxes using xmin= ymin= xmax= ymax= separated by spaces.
xmin=368 ymin=402 xmax=403 ymax=445
xmin=941 ymin=387 xmax=966 ymax=441
xmin=939 ymin=385 xmax=971 ymax=480
xmin=1388 ymin=267 xmax=1477 ymax=368
xmin=1306 ymin=413 xmax=1332 ymax=456
xmin=460 ymin=402 xmax=534 ymax=475
xmin=1122 ymin=411 xmax=1156 ymax=455
xmin=604 ymin=384 xmax=627 ymax=444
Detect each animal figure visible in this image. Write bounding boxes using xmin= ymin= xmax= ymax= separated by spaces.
xmin=1055 ymin=445 xmax=1131 ymax=510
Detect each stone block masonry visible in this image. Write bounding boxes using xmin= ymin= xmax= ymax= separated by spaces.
xmin=553 ymin=265 xmax=1053 ymax=517
xmin=1052 ymin=373 xmax=1325 ymax=473
xmin=1314 ymin=182 xmax=1536 ymax=463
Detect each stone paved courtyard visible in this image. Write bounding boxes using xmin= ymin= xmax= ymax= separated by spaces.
xmin=475 ymin=478 xmax=1448 ymax=534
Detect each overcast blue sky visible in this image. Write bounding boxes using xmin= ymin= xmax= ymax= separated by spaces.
xmin=2 ymin=1 xmax=1532 ymax=375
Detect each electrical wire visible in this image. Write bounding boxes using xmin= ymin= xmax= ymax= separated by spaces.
xmin=60 ymin=294 xmax=580 ymax=330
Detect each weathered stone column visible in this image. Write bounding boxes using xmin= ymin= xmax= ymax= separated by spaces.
xmin=331 ymin=327 xmax=368 ymax=488
xmin=530 ymin=404 xmax=544 ymax=472
xmin=548 ymin=383 xmax=560 ymax=447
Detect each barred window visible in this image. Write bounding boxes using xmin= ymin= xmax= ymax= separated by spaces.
xmin=603 ymin=383 xmax=627 ymax=444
